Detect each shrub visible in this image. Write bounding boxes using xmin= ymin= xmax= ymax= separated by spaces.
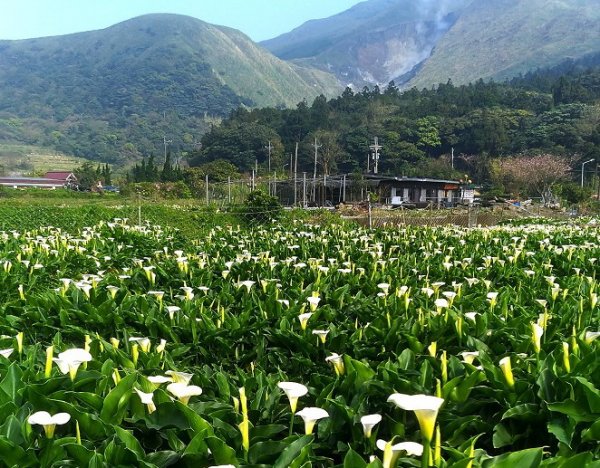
xmin=239 ymin=190 xmax=282 ymax=224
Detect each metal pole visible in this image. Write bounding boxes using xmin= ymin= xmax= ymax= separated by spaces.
xmin=342 ymin=174 xmax=347 ymax=203
xmin=302 ymin=172 xmax=307 ymax=208
xmin=368 ymin=195 xmax=372 ymax=229
xmin=293 ymin=171 xmax=297 ymax=207
xmin=294 ymin=142 xmax=299 ymax=207
xmin=252 ymin=169 xmax=255 ymax=191
xmin=205 ymin=175 xmax=209 ymax=206
xmin=582 ymin=159 xmax=594 ymax=187
xmin=228 ymin=176 xmax=231 ymax=204
xmin=312 ymin=138 xmax=321 ymax=202
xmin=597 ymin=162 xmax=600 ymax=201
xmin=137 ymin=192 xmax=142 ymax=226
xmin=265 ymin=141 xmax=272 ymax=174
xmin=323 ymin=174 xmax=327 ymax=207
xmin=273 ymin=171 xmax=277 ymax=197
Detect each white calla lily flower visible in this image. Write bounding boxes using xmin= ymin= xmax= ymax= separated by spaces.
xmin=277 ymin=381 xmax=308 ymax=413
xmin=148 ymin=375 xmax=173 ymax=386
xmin=165 ymin=370 xmax=193 ymax=384
xmin=53 ymin=348 xmax=92 ymax=381
xmin=295 ymin=407 xmax=328 ymax=434
xmin=28 ymin=411 xmax=71 ymax=438
xmin=360 ymin=413 xmax=382 ymax=438
xmin=166 ymin=382 xmax=203 ymax=405
xmin=387 ymin=393 xmax=444 ymax=442
xmin=377 ymin=439 xmax=424 ymax=467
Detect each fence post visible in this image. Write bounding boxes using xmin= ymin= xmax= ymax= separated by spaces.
xmin=468 ymin=205 xmax=477 ymax=228
xmin=137 ymin=192 xmax=142 ymax=227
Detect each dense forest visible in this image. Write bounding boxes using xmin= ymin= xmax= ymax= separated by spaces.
xmin=192 ymin=59 xmax=600 ymax=187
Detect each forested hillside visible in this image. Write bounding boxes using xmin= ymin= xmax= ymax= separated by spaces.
xmin=193 ymin=65 xmax=600 ymax=185
xmin=0 ymin=14 xmax=339 ymax=164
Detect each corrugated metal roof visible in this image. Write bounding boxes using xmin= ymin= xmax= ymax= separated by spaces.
xmin=326 ymin=174 xmax=462 ymax=184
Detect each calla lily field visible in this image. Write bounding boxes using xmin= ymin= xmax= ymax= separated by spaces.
xmin=0 ymin=215 xmax=598 ymax=467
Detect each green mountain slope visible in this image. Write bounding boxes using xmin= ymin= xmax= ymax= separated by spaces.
xmin=261 ymin=0 xmax=471 ymax=87
xmin=409 ymin=0 xmax=600 ymax=88
xmin=0 ymin=14 xmax=340 ymax=163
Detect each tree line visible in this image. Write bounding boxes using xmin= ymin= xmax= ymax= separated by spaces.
xmin=190 ymin=64 xmax=600 ymax=191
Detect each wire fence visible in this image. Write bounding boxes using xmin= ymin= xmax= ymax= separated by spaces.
xmin=358 ymin=205 xmax=582 ymax=229
xmin=0 ymin=181 xmax=591 ymax=237
xmin=184 ymin=175 xmax=377 ymax=208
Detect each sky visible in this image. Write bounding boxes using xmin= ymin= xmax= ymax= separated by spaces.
xmin=0 ymin=0 xmax=363 ymax=42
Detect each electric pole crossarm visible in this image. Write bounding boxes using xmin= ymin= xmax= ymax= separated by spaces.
xmin=369 ymin=137 xmax=382 ymax=174
xmin=163 ymin=136 xmax=173 ymax=164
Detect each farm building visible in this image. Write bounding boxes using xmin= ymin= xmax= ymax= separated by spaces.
xmin=274 ymin=174 xmax=473 ymax=208
xmin=0 ymin=171 xmax=78 ymax=190
xmin=44 ymin=171 xmax=78 ymax=187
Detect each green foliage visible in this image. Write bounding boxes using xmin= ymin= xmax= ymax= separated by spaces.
xmin=185 ymin=160 xmax=240 ymax=183
xmin=196 ymin=65 xmax=600 ymax=185
xmin=0 ymin=212 xmax=597 ymax=466
xmin=192 ymin=121 xmax=285 ymax=172
xmin=0 ymin=14 xmax=339 ymax=164
xmin=122 ymin=182 xmax=191 ymax=200
xmin=556 ymin=182 xmax=593 ymax=205
xmin=240 ymin=189 xmax=283 ymax=224
xmin=74 ymin=162 xmax=99 ymax=191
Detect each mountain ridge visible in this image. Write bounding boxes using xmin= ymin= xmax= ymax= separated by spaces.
xmin=408 ymin=0 xmax=600 ymax=89
xmin=261 ymin=0 xmax=471 ymax=87
xmin=0 ymin=14 xmax=341 ymax=163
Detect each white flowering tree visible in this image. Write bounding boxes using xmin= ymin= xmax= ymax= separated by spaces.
xmin=491 ymin=153 xmax=571 ymax=205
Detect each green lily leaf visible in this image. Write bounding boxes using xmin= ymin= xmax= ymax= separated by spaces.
xmin=482 ymin=447 xmax=543 ymax=468
xmin=343 ymin=447 xmax=367 ymax=468
xmin=99 ymin=373 xmax=137 ymax=424
xmin=273 ymin=435 xmax=313 ymax=468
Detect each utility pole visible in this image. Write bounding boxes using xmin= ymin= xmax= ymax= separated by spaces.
xmin=163 ymin=136 xmax=172 ymax=164
xmin=369 ymin=137 xmax=382 ymax=175
xmin=302 ymin=172 xmax=307 ymax=208
xmin=312 ymin=138 xmax=322 ymax=202
xmin=205 ymin=174 xmax=209 ymax=206
xmin=265 ymin=141 xmax=272 ymax=173
xmin=294 ymin=142 xmax=299 ymax=206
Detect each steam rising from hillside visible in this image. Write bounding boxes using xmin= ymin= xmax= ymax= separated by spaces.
xmin=416 ymin=0 xmax=468 ymax=29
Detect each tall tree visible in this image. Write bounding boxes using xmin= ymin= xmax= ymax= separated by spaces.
xmin=490 ymin=153 xmax=571 ymax=204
